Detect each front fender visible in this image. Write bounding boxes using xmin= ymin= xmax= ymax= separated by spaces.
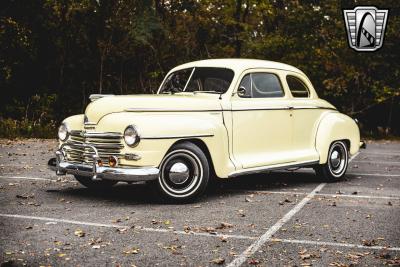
xmin=315 ymin=112 xmax=360 ymax=164
xmin=62 ymin=114 xmax=84 ymax=132
xmin=96 ymin=112 xmax=233 ymax=177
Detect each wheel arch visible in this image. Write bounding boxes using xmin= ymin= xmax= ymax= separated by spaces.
xmin=315 ymin=112 xmax=360 ymax=164
xmin=169 ymin=138 xmax=218 ymax=178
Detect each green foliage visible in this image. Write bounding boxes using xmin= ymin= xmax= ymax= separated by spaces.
xmin=0 ymin=0 xmax=399 ymax=137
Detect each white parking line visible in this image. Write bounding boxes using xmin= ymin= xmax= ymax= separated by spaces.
xmin=226 ymin=152 xmax=362 ymax=267
xmin=0 ymin=176 xmax=54 ymax=181
xmin=240 ymin=190 xmax=400 ymax=200
xmin=2 ymin=213 xmax=399 ymax=253
xmin=226 ymin=183 xmax=327 ymax=267
xmin=350 ymin=152 xmax=360 ymax=162
xmin=348 ymin=172 xmax=400 ymax=177
xmin=361 ymin=151 xmax=400 ymax=156
xmin=0 ymin=213 xmax=256 ymax=241
xmin=353 ymin=160 xmax=400 ymax=165
xmin=275 ymin=238 xmax=400 ymax=251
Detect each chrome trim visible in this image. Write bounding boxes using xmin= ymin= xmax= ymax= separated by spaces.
xmin=125 ymin=153 xmax=142 ymax=161
xmin=228 ymin=160 xmax=319 ymax=178
xmin=125 ymin=108 xmax=220 ymax=112
xmin=360 ymin=141 xmax=367 ymax=149
xmin=48 ymin=144 xmax=159 ymax=182
xmin=85 ymin=132 xmax=122 ymax=138
xmin=183 ymin=67 xmax=195 ymax=92
xmin=124 ymin=106 xmax=336 ymax=112
xmin=141 ymin=134 xmax=214 ymax=140
xmin=89 ymin=94 xmax=114 ymax=102
xmin=231 ymin=106 xmax=336 ymax=111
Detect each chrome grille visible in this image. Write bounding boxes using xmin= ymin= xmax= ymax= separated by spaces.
xmin=65 ymin=131 xmax=123 ymax=166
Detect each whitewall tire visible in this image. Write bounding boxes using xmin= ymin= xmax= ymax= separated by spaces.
xmin=152 ymin=142 xmax=210 ymax=203
xmin=314 ymin=141 xmax=349 ymax=182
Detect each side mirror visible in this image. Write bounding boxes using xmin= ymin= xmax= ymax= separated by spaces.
xmin=237 ymin=86 xmax=249 ymax=98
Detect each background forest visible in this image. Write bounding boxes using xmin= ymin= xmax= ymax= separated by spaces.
xmin=0 ymin=0 xmax=399 ymax=138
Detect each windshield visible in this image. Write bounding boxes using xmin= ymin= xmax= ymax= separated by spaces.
xmin=159 ymin=67 xmax=234 ymax=94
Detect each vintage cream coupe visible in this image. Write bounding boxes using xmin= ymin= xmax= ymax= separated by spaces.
xmin=48 ymin=59 xmax=365 ymax=202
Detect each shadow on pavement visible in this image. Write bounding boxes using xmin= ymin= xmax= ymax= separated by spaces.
xmin=44 ymin=168 xmax=346 ymax=205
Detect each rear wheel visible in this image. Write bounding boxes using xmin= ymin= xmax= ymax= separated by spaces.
xmin=151 ymin=142 xmax=210 ymax=203
xmin=74 ymin=175 xmax=117 ymax=190
xmin=314 ymin=141 xmax=349 ymax=182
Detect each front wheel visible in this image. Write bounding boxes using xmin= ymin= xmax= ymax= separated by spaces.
xmin=151 ymin=142 xmax=210 ymax=203
xmin=74 ymin=175 xmax=117 ymax=190
xmin=314 ymin=141 xmax=349 ymax=182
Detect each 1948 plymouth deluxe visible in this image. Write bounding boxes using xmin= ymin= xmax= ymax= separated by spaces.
xmin=48 ymin=59 xmax=365 ymax=202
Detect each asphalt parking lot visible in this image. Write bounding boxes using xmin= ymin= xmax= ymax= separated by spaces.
xmin=0 ymin=139 xmax=399 ymax=267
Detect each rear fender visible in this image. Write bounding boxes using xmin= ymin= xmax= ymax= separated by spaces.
xmin=315 ymin=112 xmax=360 ymax=164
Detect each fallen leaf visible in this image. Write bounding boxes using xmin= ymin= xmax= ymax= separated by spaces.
xmin=216 ymin=222 xmax=233 ymax=229
xmin=211 ymin=257 xmax=225 ymax=265
xmin=74 ymin=229 xmax=85 ymax=237
xmin=123 ymin=248 xmax=139 ymax=254
xmin=248 ymin=259 xmax=260 ymax=265
xmin=362 ymin=239 xmax=376 ymax=246
xmin=245 ymin=197 xmax=253 ymax=202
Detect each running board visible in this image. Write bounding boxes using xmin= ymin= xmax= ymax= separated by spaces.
xmin=228 ymin=160 xmax=319 ymax=178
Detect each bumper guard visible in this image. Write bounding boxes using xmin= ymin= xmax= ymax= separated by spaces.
xmin=48 ymin=143 xmax=159 ymax=182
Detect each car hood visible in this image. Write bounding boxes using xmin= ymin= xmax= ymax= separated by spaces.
xmin=84 ymin=94 xmax=222 ymax=124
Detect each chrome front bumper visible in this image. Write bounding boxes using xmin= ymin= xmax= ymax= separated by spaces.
xmin=48 ymin=144 xmax=159 ymax=182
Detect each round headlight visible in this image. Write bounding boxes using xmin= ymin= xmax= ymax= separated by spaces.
xmin=58 ymin=122 xmax=69 ymax=141
xmin=124 ymin=125 xmax=140 ymax=147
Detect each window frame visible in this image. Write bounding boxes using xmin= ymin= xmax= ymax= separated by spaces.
xmin=237 ymin=72 xmax=285 ymax=99
xmin=286 ymin=74 xmax=311 ymax=98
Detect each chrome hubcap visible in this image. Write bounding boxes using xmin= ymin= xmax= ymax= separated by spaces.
xmin=159 ymin=150 xmax=203 ymax=197
xmin=329 ymin=143 xmax=347 ymax=175
xmin=169 ymin=162 xmax=190 ymax=184
xmin=330 ymin=150 xmax=340 ymax=168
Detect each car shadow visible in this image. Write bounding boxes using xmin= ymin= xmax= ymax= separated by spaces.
xmin=45 ymin=169 xmax=355 ymax=205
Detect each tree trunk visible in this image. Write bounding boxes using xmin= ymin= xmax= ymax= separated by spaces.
xmin=234 ymin=0 xmax=242 ymax=57
xmin=99 ymin=53 xmax=104 ymax=94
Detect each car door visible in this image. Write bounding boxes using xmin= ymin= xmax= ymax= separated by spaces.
xmin=231 ymin=69 xmax=294 ymax=169
xmin=284 ymin=72 xmax=321 ymax=163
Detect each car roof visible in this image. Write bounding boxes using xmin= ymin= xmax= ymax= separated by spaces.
xmin=170 ymin=58 xmax=305 ymax=75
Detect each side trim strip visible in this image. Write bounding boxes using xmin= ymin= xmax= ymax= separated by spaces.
xmin=124 ymin=107 xmax=336 ymax=112
xmin=231 ymin=106 xmax=336 ymax=112
xmin=228 ymin=160 xmax=319 ymax=178
xmin=141 ymin=134 xmax=214 ymax=140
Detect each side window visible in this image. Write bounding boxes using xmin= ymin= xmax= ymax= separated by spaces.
xmin=238 ymin=73 xmax=284 ymax=98
xmin=286 ymin=75 xmax=310 ymax=98
xmin=251 ymin=73 xmax=284 ymax=98
xmin=238 ymin=74 xmax=251 ymax=97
